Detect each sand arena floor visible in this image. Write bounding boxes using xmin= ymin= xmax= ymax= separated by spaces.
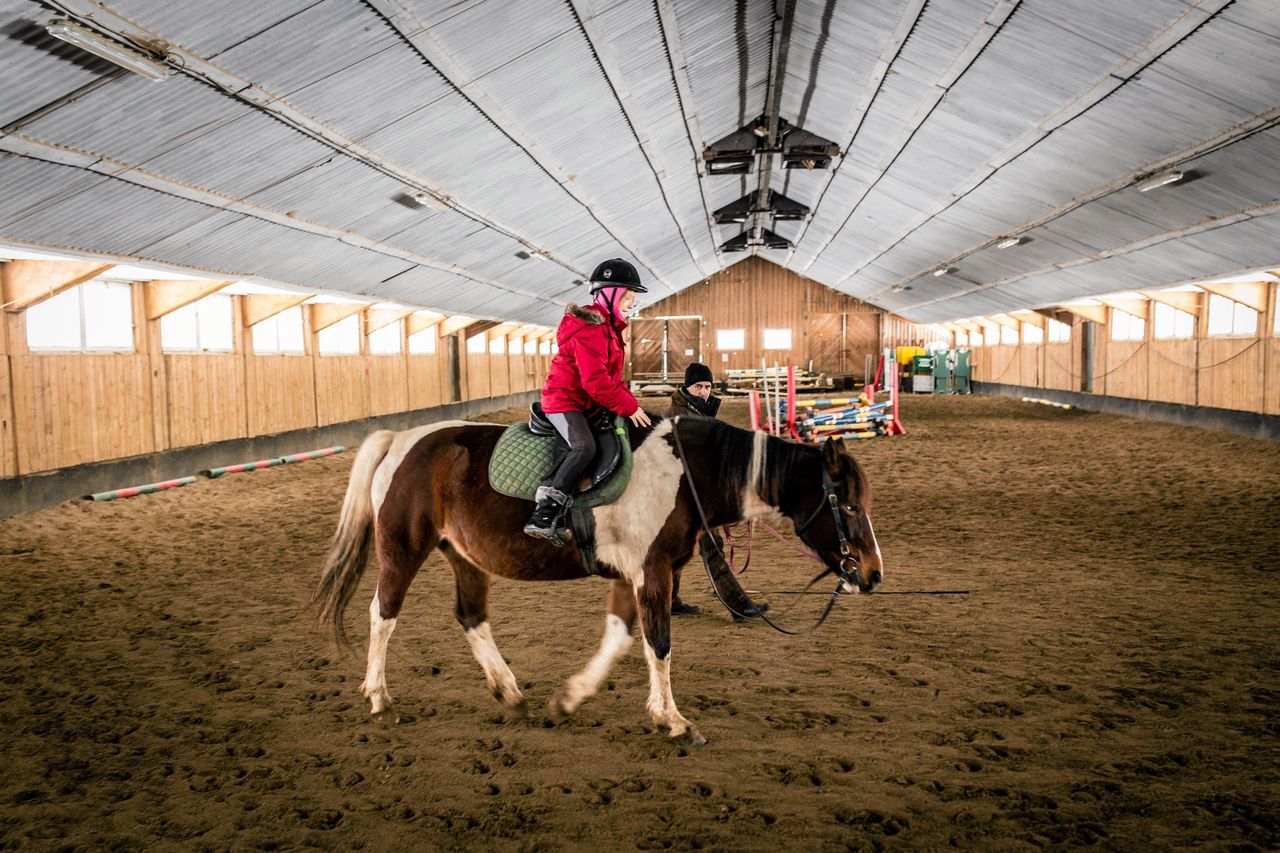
xmin=0 ymin=395 xmax=1276 ymax=850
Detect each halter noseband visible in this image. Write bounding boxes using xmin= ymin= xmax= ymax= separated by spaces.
xmin=795 ymin=465 xmax=869 ymax=593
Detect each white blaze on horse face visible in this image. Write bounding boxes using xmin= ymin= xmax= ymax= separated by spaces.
xmin=595 ymin=419 xmax=683 ymax=589
xmin=464 ymin=622 xmax=523 ymax=707
xmin=557 ymin=614 xmax=633 ymax=714
xmin=369 ymin=420 xmax=479 ymax=516
xmin=362 ymin=594 xmax=397 ymax=714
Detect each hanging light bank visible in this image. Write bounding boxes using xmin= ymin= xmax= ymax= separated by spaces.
xmin=1134 ymin=170 xmax=1185 ymax=192
xmin=46 ymin=18 xmax=170 ymax=81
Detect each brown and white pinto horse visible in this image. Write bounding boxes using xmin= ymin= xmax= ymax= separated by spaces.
xmin=310 ymin=415 xmax=882 ymax=745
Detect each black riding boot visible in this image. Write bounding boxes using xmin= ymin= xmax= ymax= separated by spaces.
xmin=523 ymin=486 xmax=570 ymax=547
xmin=699 ymin=531 xmax=768 ymax=622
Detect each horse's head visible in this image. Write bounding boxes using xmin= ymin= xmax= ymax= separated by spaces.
xmin=790 ymin=438 xmax=883 ymax=594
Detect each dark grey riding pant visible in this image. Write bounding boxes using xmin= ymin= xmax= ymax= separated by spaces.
xmin=546 ymin=411 xmax=596 ymax=497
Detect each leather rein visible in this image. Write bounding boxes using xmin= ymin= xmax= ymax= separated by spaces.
xmin=670 ymin=422 xmax=866 ymax=636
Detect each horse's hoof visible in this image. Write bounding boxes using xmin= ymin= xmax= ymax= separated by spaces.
xmin=371 ymin=707 xmax=400 ymax=725
xmin=675 ymin=727 xmax=707 ymax=747
xmin=548 ymin=692 xmax=575 ymax=720
xmin=507 ymin=698 xmax=530 ymax=720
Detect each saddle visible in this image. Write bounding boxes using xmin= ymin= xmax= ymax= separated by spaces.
xmin=488 ymin=403 xmax=632 ymax=508
xmin=489 ymin=404 xmax=635 ymax=576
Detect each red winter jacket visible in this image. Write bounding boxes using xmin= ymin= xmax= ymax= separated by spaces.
xmin=541 ymin=304 xmax=639 ymax=416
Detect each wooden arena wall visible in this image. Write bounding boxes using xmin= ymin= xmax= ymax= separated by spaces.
xmin=968 ymin=297 xmax=1279 ymax=415
xmin=0 ymin=294 xmax=550 ymax=477
xmin=629 ymin=257 xmax=909 ymax=376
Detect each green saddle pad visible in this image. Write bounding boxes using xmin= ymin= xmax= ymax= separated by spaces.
xmin=488 ymin=417 xmax=633 ymax=509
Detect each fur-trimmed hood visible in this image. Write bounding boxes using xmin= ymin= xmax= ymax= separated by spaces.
xmin=565 ymin=303 xmax=607 ymax=325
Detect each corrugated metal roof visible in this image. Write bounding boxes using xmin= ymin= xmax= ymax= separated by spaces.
xmin=0 ymin=0 xmax=1276 ymax=324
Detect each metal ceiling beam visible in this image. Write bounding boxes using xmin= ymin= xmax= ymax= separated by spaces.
xmin=653 ymin=0 xmax=722 ymax=270
xmin=782 ymin=0 xmax=926 ymax=265
xmin=849 ymin=0 xmax=1240 ymax=299
xmin=42 ymin=0 xmax=592 ymax=286
xmin=363 ymin=0 xmax=676 ymax=295
xmin=0 ymin=135 xmax=559 ymax=308
xmin=751 ymin=0 xmax=796 ymax=247
xmin=796 ymin=0 xmax=1022 ymax=275
xmin=905 ymin=200 xmax=1280 ymax=315
xmin=568 ymin=0 xmax=715 ymax=279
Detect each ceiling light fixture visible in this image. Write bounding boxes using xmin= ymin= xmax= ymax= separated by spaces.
xmin=996 ymin=236 xmax=1026 ymax=249
xmin=933 ymin=267 xmax=953 ymax=277
xmin=411 ymin=191 xmax=446 ymax=210
xmin=46 ymin=18 xmax=169 ymax=81
xmin=1134 ymin=170 xmax=1184 ymax=192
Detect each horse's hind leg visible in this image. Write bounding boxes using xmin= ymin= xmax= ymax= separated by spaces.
xmin=551 ymin=580 xmax=636 ymax=718
xmin=440 ymin=542 xmax=528 ymax=719
xmin=362 ymin=519 xmax=435 ymax=719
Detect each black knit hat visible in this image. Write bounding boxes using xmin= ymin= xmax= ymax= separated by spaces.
xmin=683 ymin=362 xmax=713 ymax=388
xmin=588 ymin=259 xmax=647 ymax=294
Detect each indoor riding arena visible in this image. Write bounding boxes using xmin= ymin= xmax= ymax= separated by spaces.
xmin=1 ymin=1 xmax=1276 ymax=850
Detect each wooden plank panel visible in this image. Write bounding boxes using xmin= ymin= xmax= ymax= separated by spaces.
xmin=629 ymin=319 xmax=665 ymax=375
xmin=490 ymin=353 xmax=511 ymax=398
xmin=0 ymin=356 xmax=13 ymax=477
xmin=666 ymin=318 xmax=701 ymax=376
xmin=1104 ymin=342 xmax=1147 ymax=399
xmin=246 ymin=355 xmax=316 ymax=436
xmin=407 ymin=355 xmax=443 ymax=410
xmin=1148 ymin=341 xmax=1197 ymax=406
xmin=367 ymin=355 xmax=409 ymax=417
xmin=165 ymin=355 xmax=246 ymax=448
xmin=467 ymin=354 xmax=491 ymax=399
xmin=807 ymin=313 xmax=843 ymax=374
xmin=15 ymin=354 xmax=153 ymax=473
xmin=314 ymin=355 xmax=369 ymax=426
xmin=1042 ymin=343 xmax=1075 ymax=391
xmin=1198 ymin=338 xmax=1263 ymax=411
xmin=638 ymin=256 xmax=880 ymax=375
xmin=1266 ymin=339 xmax=1280 ymax=416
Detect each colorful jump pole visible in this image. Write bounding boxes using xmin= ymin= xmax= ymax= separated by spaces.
xmin=200 ymin=446 xmax=345 ymax=478
xmin=786 ymin=365 xmax=800 ymax=440
xmin=748 ymin=390 xmax=761 ymax=432
xmin=885 ymin=347 xmax=906 ymax=436
xmin=85 ymin=476 xmax=197 ymax=502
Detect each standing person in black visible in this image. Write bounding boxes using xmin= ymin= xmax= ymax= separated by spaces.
xmin=663 ymin=363 xmax=767 ymax=621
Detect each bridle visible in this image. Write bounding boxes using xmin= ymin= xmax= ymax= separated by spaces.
xmin=670 ymin=423 xmax=871 ymax=635
xmin=794 ymin=465 xmax=872 ymax=595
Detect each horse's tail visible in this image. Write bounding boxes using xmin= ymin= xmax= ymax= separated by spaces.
xmin=310 ymin=429 xmax=395 ymax=648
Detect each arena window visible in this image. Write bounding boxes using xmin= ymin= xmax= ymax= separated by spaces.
xmin=523 ymin=339 xmax=536 ymax=355
xmin=466 ymin=332 xmax=486 ymax=354
xmin=970 ymin=330 xmax=984 ymax=347
xmin=539 ymin=340 xmax=551 ymax=355
xmin=1022 ymin=323 xmax=1043 ymax=344
xmin=408 ymin=327 xmax=437 ymax=354
xmin=716 ymin=328 xmax=745 ymax=351
xmin=1047 ymin=318 xmax=1070 ymax=343
xmin=1206 ymin=293 xmax=1257 ymax=337
xmin=27 ymin=280 xmax=135 ymax=352
xmin=1110 ymin=308 xmax=1145 ymax=341
xmin=161 ymin=293 xmax=233 ymax=353
xmin=762 ymin=328 xmax=792 ymax=350
xmin=252 ymin=305 xmax=305 ymax=354
xmin=1000 ymin=324 xmax=1018 ymax=345
xmin=508 ymin=337 xmax=522 ymax=355
xmin=1153 ymin=302 xmax=1194 ymax=340
xmin=488 ymin=335 xmax=506 ymax=355
xmin=318 ymin=314 xmax=361 ymax=355
xmin=368 ymin=319 xmax=402 ymax=355
xmin=955 ymin=330 xmax=968 ymax=347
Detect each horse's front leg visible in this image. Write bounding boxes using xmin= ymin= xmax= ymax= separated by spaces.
xmin=550 ymin=580 xmax=636 ymax=718
xmin=636 ymin=560 xmax=706 ymax=746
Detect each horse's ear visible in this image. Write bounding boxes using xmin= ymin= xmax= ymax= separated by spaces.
xmin=821 ymin=436 xmax=843 ymax=472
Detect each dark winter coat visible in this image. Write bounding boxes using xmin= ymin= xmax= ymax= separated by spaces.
xmin=662 ymin=387 xmax=722 ymax=419
xmin=541 ymin=304 xmax=639 ymax=416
